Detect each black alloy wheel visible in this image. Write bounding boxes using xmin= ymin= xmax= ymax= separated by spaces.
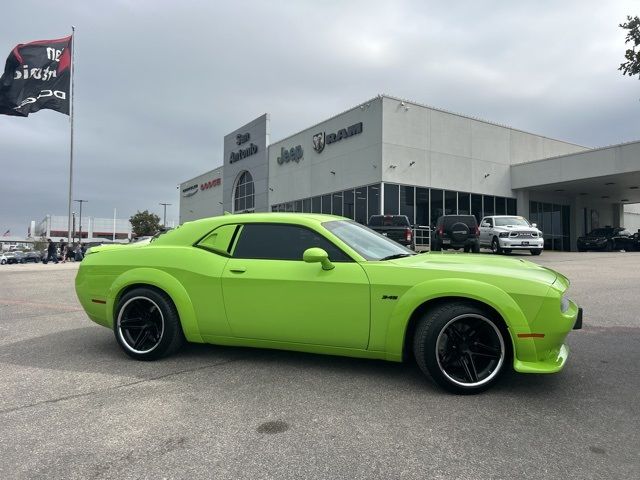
xmin=530 ymin=249 xmax=542 ymax=256
xmin=114 ymin=287 xmax=184 ymax=361
xmin=413 ymin=302 xmax=508 ymax=394
xmin=491 ymin=237 xmax=502 ymax=254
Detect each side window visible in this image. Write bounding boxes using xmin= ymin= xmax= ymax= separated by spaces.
xmin=232 ymin=224 xmax=352 ymax=262
xmin=196 ymin=224 xmax=239 ymax=255
xmin=486 ymin=218 xmax=493 ymax=227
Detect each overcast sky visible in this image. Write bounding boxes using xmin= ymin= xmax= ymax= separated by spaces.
xmin=1 ymin=0 xmax=638 ymax=236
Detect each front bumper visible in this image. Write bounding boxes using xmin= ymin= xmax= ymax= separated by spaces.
xmin=499 ymin=237 xmax=544 ymax=249
xmin=512 ymin=300 xmax=582 ymax=374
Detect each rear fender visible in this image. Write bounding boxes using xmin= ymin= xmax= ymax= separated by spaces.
xmin=107 ymin=268 xmax=202 ymax=343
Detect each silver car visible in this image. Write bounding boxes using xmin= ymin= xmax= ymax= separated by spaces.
xmin=479 ymin=215 xmax=544 ymax=255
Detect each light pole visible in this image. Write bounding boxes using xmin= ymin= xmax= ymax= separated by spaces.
xmin=72 ymin=212 xmax=76 ymax=242
xmin=159 ymin=202 xmax=171 ymax=228
xmin=74 ymin=199 xmax=88 ymax=242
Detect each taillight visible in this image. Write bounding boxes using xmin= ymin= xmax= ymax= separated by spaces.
xmin=405 ymin=228 xmax=412 ymax=242
xmin=474 ymin=226 xmax=480 ymax=236
xmin=438 ymin=225 xmax=444 ymax=236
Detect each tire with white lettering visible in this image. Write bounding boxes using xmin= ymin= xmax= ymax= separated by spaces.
xmin=114 ymin=287 xmax=185 ymax=361
xmin=413 ymin=301 xmax=509 ymax=394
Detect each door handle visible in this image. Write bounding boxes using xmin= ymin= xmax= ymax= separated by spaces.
xmin=229 ymin=267 xmax=246 ymax=273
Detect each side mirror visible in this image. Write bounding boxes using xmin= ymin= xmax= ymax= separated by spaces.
xmin=303 ymin=247 xmax=334 ymax=271
xmin=531 ymin=223 xmax=537 ymax=228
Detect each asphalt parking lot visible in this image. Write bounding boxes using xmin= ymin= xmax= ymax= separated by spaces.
xmin=0 ymin=251 xmax=638 ymax=480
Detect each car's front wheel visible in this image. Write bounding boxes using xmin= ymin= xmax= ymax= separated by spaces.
xmin=530 ymin=249 xmax=542 ymax=256
xmin=114 ymin=287 xmax=184 ymax=361
xmin=413 ymin=302 xmax=508 ymax=394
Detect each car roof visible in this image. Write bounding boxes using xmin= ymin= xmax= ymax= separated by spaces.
xmin=153 ymin=212 xmax=346 ymax=246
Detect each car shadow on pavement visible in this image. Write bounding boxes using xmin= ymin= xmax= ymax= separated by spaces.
xmin=0 ymin=324 xmax=607 ymax=397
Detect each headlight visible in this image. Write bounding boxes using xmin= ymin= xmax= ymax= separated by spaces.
xmin=499 ymin=232 xmax=509 ymax=238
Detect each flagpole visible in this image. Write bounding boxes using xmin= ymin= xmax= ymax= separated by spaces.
xmin=66 ymin=26 xmax=75 ymax=243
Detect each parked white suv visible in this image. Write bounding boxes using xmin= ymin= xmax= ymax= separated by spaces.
xmin=479 ymin=215 xmax=544 ymax=255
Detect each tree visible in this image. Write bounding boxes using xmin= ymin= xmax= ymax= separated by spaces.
xmin=129 ymin=210 xmax=161 ymax=237
xmin=619 ymin=15 xmax=640 ymax=79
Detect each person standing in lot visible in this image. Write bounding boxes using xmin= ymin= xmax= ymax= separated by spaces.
xmin=59 ymin=238 xmax=67 ymax=263
xmin=73 ymin=242 xmax=84 ymax=261
xmin=44 ymin=239 xmax=58 ymax=264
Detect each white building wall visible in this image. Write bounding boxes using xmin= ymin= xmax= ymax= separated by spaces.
xmin=624 ymin=203 xmax=640 ymax=232
xmin=268 ymin=98 xmax=383 ymax=206
xmin=179 ymin=166 xmax=223 ymax=223
xmin=380 ymin=96 xmax=586 ymax=198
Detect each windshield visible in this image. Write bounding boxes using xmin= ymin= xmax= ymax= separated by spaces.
xmin=588 ymin=228 xmax=614 ymax=236
xmin=494 ymin=217 xmax=531 ymax=227
xmin=322 ymin=220 xmax=415 ymax=261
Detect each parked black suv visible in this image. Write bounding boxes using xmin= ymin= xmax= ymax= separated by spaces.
xmin=431 ymin=215 xmax=480 ymax=253
xmin=368 ymin=215 xmax=414 ymax=249
xmin=577 ymin=227 xmax=635 ymax=252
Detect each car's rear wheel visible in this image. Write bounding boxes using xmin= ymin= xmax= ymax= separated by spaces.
xmin=491 ymin=237 xmax=502 ymax=254
xmin=114 ymin=287 xmax=184 ymax=361
xmin=413 ymin=302 xmax=508 ymax=394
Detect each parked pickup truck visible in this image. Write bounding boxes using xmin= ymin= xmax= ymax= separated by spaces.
xmin=368 ymin=215 xmax=414 ymax=249
xmin=479 ymin=215 xmax=543 ymax=255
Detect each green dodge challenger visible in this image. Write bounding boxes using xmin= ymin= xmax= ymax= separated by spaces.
xmin=75 ymin=213 xmax=582 ymax=394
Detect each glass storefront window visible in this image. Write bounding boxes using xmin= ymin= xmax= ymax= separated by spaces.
xmin=384 ymin=183 xmax=399 ymax=215
xmin=355 ymin=187 xmax=367 ymax=224
xmin=343 ymin=189 xmax=355 ymax=220
xmin=332 ymin=192 xmax=343 ymax=216
xmin=483 ymin=195 xmax=495 ymax=217
xmin=496 ymin=197 xmax=506 ymax=215
xmin=416 ymin=188 xmax=429 ymax=226
xmin=431 ymin=189 xmax=443 ymax=226
xmin=368 ymin=184 xmax=380 ymax=220
xmin=507 ymin=198 xmax=517 ymax=216
xmin=295 ymin=200 xmax=303 ymax=213
xmin=312 ymin=196 xmax=321 ymax=213
xmin=458 ymin=192 xmax=470 ymax=215
xmin=531 ymin=201 xmax=571 ymax=251
xmin=400 ymin=185 xmax=415 ymax=224
xmin=471 ymin=194 xmax=482 ymax=223
xmin=321 ymin=194 xmax=331 ymax=214
xmin=445 ymin=190 xmax=457 ymax=215
xmin=529 ymin=201 xmax=539 ymax=227
xmin=303 ymin=198 xmax=311 ymax=213
xmin=552 ymin=203 xmax=561 ymax=236
xmin=542 ymin=202 xmax=552 ymax=237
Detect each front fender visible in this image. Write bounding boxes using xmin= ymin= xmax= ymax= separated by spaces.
xmin=107 ymin=267 xmax=203 ymax=343
xmin=383 ymin=278 xmax=534 ymax=362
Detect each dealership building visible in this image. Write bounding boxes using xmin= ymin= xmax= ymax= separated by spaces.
xmin=179 ymin=95 xmax=640 ymax=251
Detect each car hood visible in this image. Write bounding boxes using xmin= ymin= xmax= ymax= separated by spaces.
xmin=494 ymin=225 xmax=539 ymax=232
xmin=388 ymin=253 xmax=558 ymax=285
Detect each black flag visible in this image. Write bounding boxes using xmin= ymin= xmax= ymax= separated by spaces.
xmin=0 ymin=35 xmax=72 ymax=117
